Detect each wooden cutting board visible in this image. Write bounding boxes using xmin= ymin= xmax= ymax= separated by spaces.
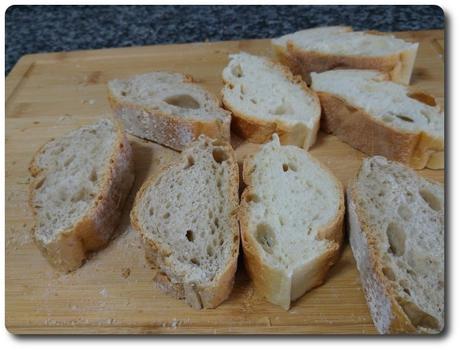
xmin=5 ymin=30 xmax=444 ymax=334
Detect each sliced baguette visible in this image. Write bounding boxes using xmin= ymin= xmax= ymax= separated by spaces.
xmin=272 ymin=26 xmax=418 ymax=84
xmin=221 ymin=52 xmax=321 ymax=150
xmin=348 ymin=156 xmax=444 ymax=334
xmin=239 ymin=135 xmax=344 ymax=310
xmin=130 ymin=136 xmax=239 ymax=309
xmin=311 ymin=69 xmax=444 ymax=169
xmin=108 ymin=72 xmax=231 ymax=151
xmin=29 ymin=118 xmax=135 ymax=272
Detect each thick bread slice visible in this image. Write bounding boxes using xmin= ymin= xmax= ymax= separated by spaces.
xmin=272 ymin=26 xmax=418 ymax=84
xmin=311 ymin=69 xmax=444 ymax=169
xmin=130 ymin=136 xmax=239 ymax=309
xmin=29 ymin=118 xmax=135 ymax=272
xmin=240 ymin=135 xmax=344 ymax=310
xmin=108 ymin=72 xmax=231 ymax=151
xmin=348 ymin=156 xmax=444 ymax=334
xmin=221 ymin=52 xmax=321 ymax=150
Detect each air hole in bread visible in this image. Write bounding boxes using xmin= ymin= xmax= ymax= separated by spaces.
xmin=190 ymin=258 xmax=200 ymax=266
xmin=71 ymin=188 xmax=86 ymax=203
xmin=149 ymin=207 xmax=154 ymax=216
xmin=89 ymin=168 xmax=98 ymax=182
xmin=382 ymin=266 xmax=396 ymax=281
xmin=420 ymin=110 xmax=431 ymax=123
xmin=212 ymin=148 xmax=228 ymax=163
xmin=419 ymin=188 xmax=441 ymax=211
xmin=214 ymin=217 xmax=219 ymax=228
xmin=282 ymin=162 xmax=297 ymax=172
xmin=207 ymin=245 xmax=214 ymax=257
xmin=186 ymin=230 xmax=194 ymax=242
xmin=162 ymin=212 xmax=170 ymax=219
xmin=121 ymin=91 xmax=127 ymax=97
xmin=382 ymin=115 xmax=395 ymax=123
xmin=240 ymin=85 xmax=245 ymax=95
xmin=250 ymin=98 xmax=257 ymax=105
xmin=63 ymin=155 xmax=76 ymax=167
xmin=386 ymin=222 xmax=406 ymax=256
xmin=255 ymin=223 xmax=276 ymax=254
xmin=396 ymin=115 xmax=414 ymax=123
xmin=231 ymin=64 xmax=243 ymax=78
xmin=184 ymin=155 xmax=195 ymax=169
xmin=34 ymin=177 xmax=46 ymax=190
xmin=397 ymin=298 xmax=440 ymax=330
xmin=246 ymin=193 xmax=260 ymax=203
xmin=397 ymin=204 xmax=412 ymax=220
xmin=271 ymin=100 xmax=293 ymax=115
xmin=163 ymin=94 xmax=200 ymax=109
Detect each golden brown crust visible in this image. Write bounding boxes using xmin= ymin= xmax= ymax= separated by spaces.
xmin=28 ymin=118 xmax=135 ymax=273
xmin=272 ymin=31 xmax=418 ymax=85
xmin=317 ymin=92 xmax=444 ymax=169
xmin=239 ymin=147 xmax=344 ymax=309
xmin=130 ymin=137 xmax=240 ymax=309
xmin=107 ymin=79 xmax=231 ymax=151
xmin=221 ymin=56 xmax=321 ymax=150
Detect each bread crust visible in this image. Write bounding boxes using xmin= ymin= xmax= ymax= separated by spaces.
xmin=221 ymin=58 xmax=321 ymax=150
xmin=316 ymin=91 xmax=444 ymax=170
xmin=239 ymin=149 xmax=345 ymax=310
xmin=28 ymin=119 xmax=135 ymax=273
xmin=272 ymin=30 xmax=418 ymax=85
xmin=107 ymin=74 xmax=231 ymax=151
xmin=130 ymin=137 xmax=240 ymax=309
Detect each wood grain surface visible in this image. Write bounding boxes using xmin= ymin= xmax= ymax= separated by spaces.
xmin=5 ymin=30 xmax=444 ymax=334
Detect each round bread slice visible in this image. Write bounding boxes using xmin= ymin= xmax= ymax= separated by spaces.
xmin=130 ymin=136 xmax=239 ymax=309
xmin=29 ymin=118 xmax=135 ymax=272
xmin=221 ymin=52 xmax=321 ymax=150
xmin=239 ymin=134 xmax=344 ymax=310
xmin=272 ymin=26 xmax=418 ymax=84
xmin=348 ymin=156 xmax=444 ymax=334
xmin=311 ymin=69 xmax=444 ymax=169
xmin=108 ymin=72 xmax=231 ymax=151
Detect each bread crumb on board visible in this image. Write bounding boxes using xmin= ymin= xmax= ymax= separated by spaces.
xmin=121 ymin=268 xmax=131 ymax=279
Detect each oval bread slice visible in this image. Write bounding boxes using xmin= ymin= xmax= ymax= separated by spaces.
xmin=348 ymin=156 xmax=444 ymax=334
xmin=108 ymin=72 xmax=231 ymax=151
xmin=221 ymin=52 xmax=321 ymax=150
xmin=131 ymin=136 xmax=239 ymax=309
xmin=272 ymin=26 xmax=418 ymax=84
xmin=239 ymin=134 xmax=344 ymax=309
xmin=29 ymin=118 xmax=135 ymax=272
xmin=311 ymin=69 xmax=444 ymax=169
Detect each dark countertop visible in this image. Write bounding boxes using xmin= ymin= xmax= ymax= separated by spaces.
xmin=5 ymin=5 xmax=444 ymax=74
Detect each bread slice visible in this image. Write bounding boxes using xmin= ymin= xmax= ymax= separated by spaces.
xmin=311 ymin=69 xmax=444 ymax=169
xmin=29 ymin=118 xmax=135 ymax=272
xmin=130 ymin=136 xmax=239 ymax=309
xmin=108 ymin=72 xmax=231 ymax=151
xmin=221 ymin=52 xmax=321 ymax=150
xmin=272 ymin=26 xmax=418 ymax=84
xmin=348 ymin=156 xmax=444 ymax=334
xmin=239 ymin=135 xmax=344 ymax=310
